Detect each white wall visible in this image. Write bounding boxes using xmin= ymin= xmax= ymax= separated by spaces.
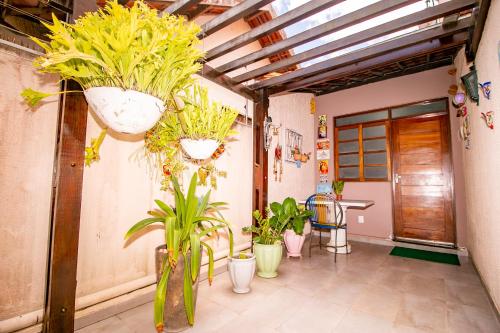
xmin=453 ymin=1 xmax=500 ymax=311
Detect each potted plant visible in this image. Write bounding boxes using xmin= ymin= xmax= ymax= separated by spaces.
xmin=21 ymin=1 xmax=204 ymax=134
xmin=242 ymin=209 xmax=289 ymax=278
xmin=177 ymin=85 xmax=239 ymax=159
xmin=293 ymin=146 xmax=301 ymax=161
xmin=332 ymin=180 xmax=345 ymax=200
xmin=271 ymin=198 xmax=313 ymax=258
xmin=125 ymin=173 xmax=233 ymax=332
xmin=227 ymin=251 xmax=256 ymax=294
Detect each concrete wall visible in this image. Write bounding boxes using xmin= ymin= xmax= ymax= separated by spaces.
xmin=453 ymin=1 xmax=500 ymax=311
xmin=268 ymin=93 xmax=316 ymax=205
xmin=316 ymin=66 xmax=467 ymax=246
xmin=0 ymin=49 xmax=59 ymax=321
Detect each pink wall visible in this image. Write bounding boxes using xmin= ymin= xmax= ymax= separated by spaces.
xmin=316 ymin=66 xmax=467 ymax=246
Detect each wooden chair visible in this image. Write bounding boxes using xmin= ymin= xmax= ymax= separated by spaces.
xmin=305 ymin=193 xmax=344 ymax=262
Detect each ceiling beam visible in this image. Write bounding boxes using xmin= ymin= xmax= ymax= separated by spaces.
xmin=199 ymin=0 xmax=274 ymax=38
xmin=232 ymin=0 xmax=477 ymax=84
xmin=270 ymin=32 xmax=467 ymax=95
xmin=251 ymin=16 xmax=473 ymax=90
xmin=164 ymin=0 xmax=202 ymax=14
xmin=214 ymin=0 xmax=420 ymax=74
xmin=205 ymin=0 xmax=345 ymax=61
xmin=467 ymin=0 xmax=491 ymax=60
xmin=200 ymin=64 xmax=257 ymax=101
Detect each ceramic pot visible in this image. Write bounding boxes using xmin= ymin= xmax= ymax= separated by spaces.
xmin=254 ymin=242 xmax=282 ymax=278
xmin=155 ymin=245 xmax=201 ymax=332
xmin=283 ymin=229 xmax=305 ymax=258
xmin=84 ymin=87 xmax=165 ymax=134
xmin=228 ymin=254 xmax=256 ymax=293
xmin=180 ymin=138 xmax=220 ymax=160
xmin=336 ymin=194 xmax=343 ymax=201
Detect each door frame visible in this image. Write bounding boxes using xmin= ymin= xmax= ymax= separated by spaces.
xmin=389 ymin=97 xmax=457 ymax=248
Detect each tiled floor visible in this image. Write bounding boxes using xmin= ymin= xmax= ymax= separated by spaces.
xmin=76 ymin=242 xmax=499 ymax=333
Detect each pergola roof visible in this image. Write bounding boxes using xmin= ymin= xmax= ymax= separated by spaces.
xmin=0 ymin=0 xmax=489 ymax=101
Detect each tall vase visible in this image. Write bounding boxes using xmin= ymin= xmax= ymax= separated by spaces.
xmin=155 ymin=245 xmax=201 ymax=332
xmin=283 ymin=229 xmax=305 ymax=258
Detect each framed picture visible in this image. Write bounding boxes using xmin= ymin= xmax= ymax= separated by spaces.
xmin=285 ymin=129 xmax=303 ymax=163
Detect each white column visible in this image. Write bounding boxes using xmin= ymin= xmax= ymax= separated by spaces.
xmin=326 ymin=205 xmax=351 ymax=254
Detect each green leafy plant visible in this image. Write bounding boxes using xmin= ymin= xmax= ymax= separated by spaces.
xmin=22 ymin=0 xmax=204 ymax=106
xmin=124 ymin=173 xmax=233 ymax=332
xmin=177 ymin=85 xmax=239 ymax=141
xmin=270 ymin=198 xmax=313 ymax=236
xmin=332 ymin=180 xmax=345 ymax=196
xmin=243 ymin=208 xmax=289 ymax=245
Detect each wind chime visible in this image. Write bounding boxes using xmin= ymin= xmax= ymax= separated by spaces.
xmin=273 ymin=126 xmax=283 ymax=182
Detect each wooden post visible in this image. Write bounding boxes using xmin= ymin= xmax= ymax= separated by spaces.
xmin=44 ymin=81 xmax=88 ymax=333
xmin=252 ymin=88 xmax=269 ymax=214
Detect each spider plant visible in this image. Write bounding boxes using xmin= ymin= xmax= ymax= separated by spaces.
xmin=22 ymin=0 xmax=204 ymax=106
xmin=124 ymin=173 xmax=233 ymax=332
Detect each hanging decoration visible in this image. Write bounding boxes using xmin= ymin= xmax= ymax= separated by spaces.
xmin=285 ymin=129 xmax=303 ymax=163
xmin=461 ymin=66 xmax=479 ymax=104
xmin=319 ymin=160 xmax=329 ymax=175
xmin=459 ymin=114 xmax=472 ymax=150
xmin=481 ymin=111 xmax=494 ymax=129
xmin=448 ymin=84 xmax=458 ymax=96
xmin=274 ymin=143 xmax=283 ymax=182
xmin=310 ymin=97 xmax=316 ymax=114
xmin=316 ymin=139 xmax=330 ymax=160
xmin=264 ymin=116 xmax=273 ymax=151
xmin=318 ymin=115 xmax=327 ymax=139
xmin=479 ymin=81 xmax=492 ymax=100
xmin=452 ymin=92 xmax=466 ymax=108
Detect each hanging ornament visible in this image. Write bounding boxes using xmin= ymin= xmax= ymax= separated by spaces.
xmin=264 ymin=116 xmax=273 ymax=151
xmin=274 ymin=143 xmax=283 ymax=182
xmin=310 ymin=97 xmax=316 ymax=114
xmin=448 ymin=84 xmax=458 ymax=96
xmin=479 ymin=81 xmax=492 ymax=99
xmin=456 ymin=106 xmax=467 ymax=118
xmin=452 ymin=92 xmax=466 ymax=108
xmin=481 ymin=111 xmax=494 ymax=129
xmin=461 ymin=66 xmax=479 ymax=104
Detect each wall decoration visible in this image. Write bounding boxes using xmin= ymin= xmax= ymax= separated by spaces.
xmin=461 ymin=66 xmax=479 ymax=104
xmin=310 ymin=97 xmax=316 ymax=114
xmin=459 ymin=114 xmax=472 ymax=150
xmin=273 ymin=143 xmax=283 ymax=182
xmin=479 ymin=81 xmax=492 ymax=99
xmin=316 ymin=139 xmax=330 ymax=150
xmin=264 ymin=116 xmax=273 ymax=151
xmin=456 ymin=106 xmax=467 ymax=118
xmin=317 ymin=149 xmax=330 ymax=160
xmin=319 ymin=174 xmax=328 ymax=183
xmin=448 ymin=84 xmax=458 ymax=95
xmin=481 ymin=111 xmax=494 ymax=129
xmin=317 ymin=183 xmax=332 ymax=194
xmin=318 ymin=115 xmax=327 ymax=138
xmin=452 ymin=92 xmax=466 ymax=108
xmin=316 ymin=138 xmax=330 ymax=159
xmin=285 ymin=129 xmax=303 ymax=163
xmin=319 ymin=160 xmax=329 ymax=174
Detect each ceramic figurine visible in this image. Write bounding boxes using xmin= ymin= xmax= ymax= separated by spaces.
xmin=479 ymin=81 xmax=491 ymax=99
xmin=452 ymin=92 xmax=466 ymax=108
xmin=481 ymin=111 xmax=494 ymax=129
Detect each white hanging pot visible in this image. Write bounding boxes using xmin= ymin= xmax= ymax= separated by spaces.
xmin=180 ymin=138 xmax=220 ymax=160
xmin=84 ymin=87 xmax=165 ymax=134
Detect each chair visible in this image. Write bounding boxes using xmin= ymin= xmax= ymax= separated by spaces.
xmin=305 ymin=193 xmax=345 ymax=262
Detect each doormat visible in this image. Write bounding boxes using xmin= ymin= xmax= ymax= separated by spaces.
xmin=390 ymin=246 xmax=460 ymax=266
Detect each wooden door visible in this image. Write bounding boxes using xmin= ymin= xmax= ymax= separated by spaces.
xmin=392 ymin=115 xmax=455 ymax=245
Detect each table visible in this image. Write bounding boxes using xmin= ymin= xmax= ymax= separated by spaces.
xmin=299 ymin=199 xmax=374 ymax=254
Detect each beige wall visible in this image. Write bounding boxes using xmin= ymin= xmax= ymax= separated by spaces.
xmin=268 ymin=93 xmax=316 ymax=205
xmin=453 ymin=1 xmax=500 ymax=311
xmin=0 ymin=49 xmax=59 ymax=321
xmin=316 ymin=66 xmax=467 ymax=245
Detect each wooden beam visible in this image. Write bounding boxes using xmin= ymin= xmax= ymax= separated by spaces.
xmin=467 ymin=0 xmax=490 ymax=61
xmin=270 ymin=32 xmax=467 ymax=95
xmin=44 ymin=81 xmax=88 ymax=333
xmin=201 ymin=64 xmax=258 ymax=101
xmin=164 ymin=0 xmax=203 ymax=15
xmin=199 ymin=0 xmax=274 ymax=37
xmin=251 ymin=16 xmax=473 ymax=90
xmin=215 ymin=0 xmax=419 ymax=74
xmin=204 ymin=0 xmax=345 ymax=61
xmin=252 ymin=89 xmax=269 ymax=214
xmin=232 ymin=0 xmax=476 ymax=84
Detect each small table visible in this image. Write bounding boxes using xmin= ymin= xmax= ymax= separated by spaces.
xmin=300 ymin=199 xmax=374 ymax=254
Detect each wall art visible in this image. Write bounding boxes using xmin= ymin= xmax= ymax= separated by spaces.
xmin=479 ymin=81 xmax=491 ymax=99
xmin=317 ymin=150 xmax=330 ymax=160
xmin=285 ymin=128 xmax=303 ymax=163
xmin=318 ymin=115 xmax=327 ymax=138
xmin=319 ymin=160 xmax=329 ymax=174
xmin=317 ymin=183 xmax=332 ymax=194
xmin=481 ymin=111 xmax=494 ymax=129
xmin=319 ymin=174 xmax=329 ymax=183
xmin=316 ymin=138 xmax=330 ymax=150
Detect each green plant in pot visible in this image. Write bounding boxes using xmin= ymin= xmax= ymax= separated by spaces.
xmin=21 ymin=0 xmax=204 ymax=135
xmin=272 ymin=198 xmax=313 ymax=258
xmin=242 ymin=208 xmax=289 ymax=278
xmin=125 ymin=173 xmax=233 ymax=332
xmin=332 ymin=180 xmax=345 ymax=200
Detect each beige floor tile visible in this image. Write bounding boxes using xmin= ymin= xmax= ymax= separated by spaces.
xmin=334 ymin=309 xmax=394 ymax=333
xmin=75 ymin=316 xmax=134 ymax=333
xmin=445 ymin=282 xmax=492 ymax=310
xmin=395 ymin=294 xmax=447 ymax=332
xmin=400 ymin=273 xmax=446 ymax=301
xmin=446 ymin=302 xmax=500 ymax=333
xmin=351 ymin=285 xmax=403 ymax=321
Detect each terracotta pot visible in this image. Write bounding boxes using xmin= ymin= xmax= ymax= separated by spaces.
xmin=84 ymin=87 xmax=165 ymax=134
xmin=228 ymin=254 xmax=256 ymax=293
xmin=155 ymin=245 xmax=201 ymax=332
xmin=283 ymin=229 xmax=305 ymax=258
xmin=336 ymin=194 xmax=343 ymax=201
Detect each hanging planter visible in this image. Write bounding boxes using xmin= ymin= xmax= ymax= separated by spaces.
xmin=84 ymin=87 xmax=165 ymax=134
xmin=180 ymin=138 xmax=220 ymax=160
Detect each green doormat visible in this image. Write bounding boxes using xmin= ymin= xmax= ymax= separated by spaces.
xmin=390 ymin=246 xmax=460 ymax=266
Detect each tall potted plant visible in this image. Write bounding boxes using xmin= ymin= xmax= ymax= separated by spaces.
xmin=22 ymin=1 xmax=204 ymax=134
xmin=243 ymin=209 xmax=288 ymax=278
xmin=125 ymin=173 xmax=233 ymax=332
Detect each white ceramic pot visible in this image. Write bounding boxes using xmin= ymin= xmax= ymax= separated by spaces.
xmin=228 ymin=254 xmax=256 ymax=294
xmin=84 ymin=87 xmax=165 ymax=134
xmin=180 ymin=138 xmax=220 ymax=160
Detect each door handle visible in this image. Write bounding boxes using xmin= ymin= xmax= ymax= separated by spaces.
xmin=395 ymin=173 xmax=402 ymax=184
